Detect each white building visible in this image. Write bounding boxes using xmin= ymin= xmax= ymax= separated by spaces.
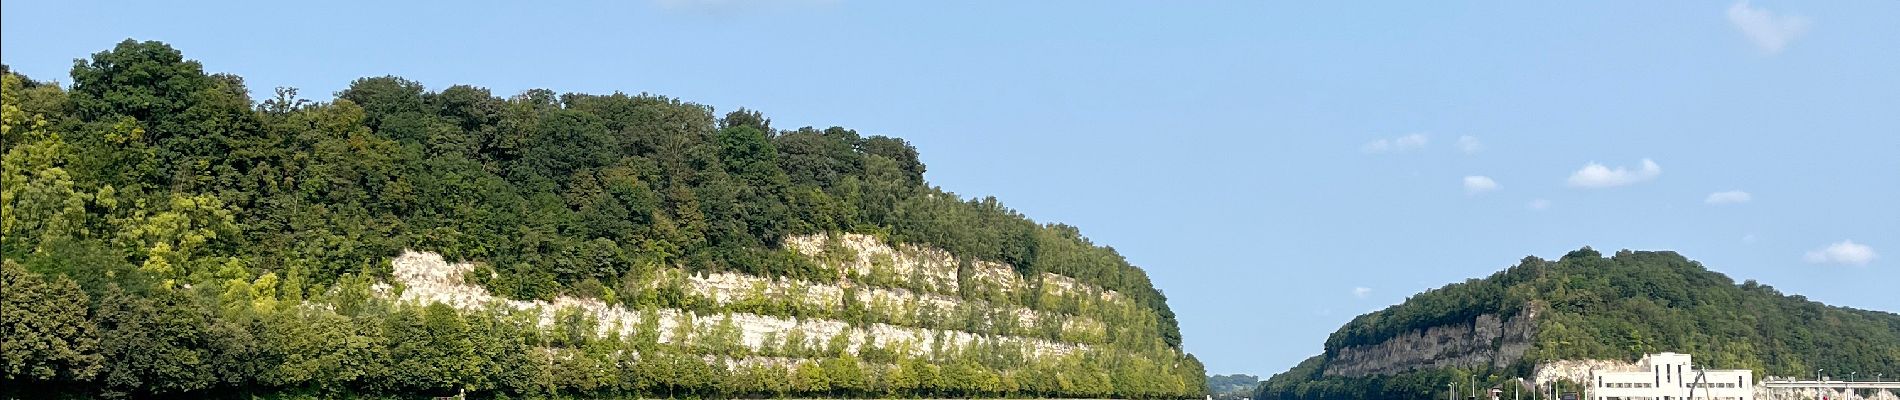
xmin=1589 ymin=352 xmax=1754 ymax=400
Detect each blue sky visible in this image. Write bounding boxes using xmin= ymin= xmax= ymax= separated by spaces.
xmin=5 ymin=0 xmax=1896 ymax=378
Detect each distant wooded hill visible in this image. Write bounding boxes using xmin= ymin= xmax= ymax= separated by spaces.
xmin=1208 ymin=373 xmax=1261 ymax=399
xmin=1258 ymin=247 xmax=1900 ymax=400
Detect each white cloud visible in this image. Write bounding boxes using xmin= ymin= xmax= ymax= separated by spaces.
xmin=1705 ymin=190 xmax=1753 ymax=204
xmin=1362 ymin=133 xmax=1429 ymax=154
xmin=1395 ymin=134 xmax=1428 ymax=148
xmin=1567 ymin=159 xmax=1662 ymax=188
xmin=1457 ymin=135 xmax=1483 ymax=154
xmin=1742 ymin=234 xmax=1758 ymax=243
xmin=1528 ymin=199 xmax=1551 ymax=210
xmin=1351 ymin=287 xmax=1373 ymax=299
xmin=1804 ymin=240 xmax=1877 ymax=266
xmin=1463 ymin=176 xmax=1500 ymax=194
xmin=1727 ymin=1 xmax=1811 ymax=54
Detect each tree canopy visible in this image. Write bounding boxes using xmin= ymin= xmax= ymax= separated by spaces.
xmin=1257 ymin=248 xmax=1900 ymax=400
xmin=1 ymin=40 xmax=1202 ymax=399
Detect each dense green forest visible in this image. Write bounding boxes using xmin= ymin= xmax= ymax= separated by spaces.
xmin=0 ymin=40 xmax=1202 ymax=399
xmin=1204 ymin=374 xmax=1258 ymax=400
xmin=1256 ymin=247 xmax=1900 ymax=400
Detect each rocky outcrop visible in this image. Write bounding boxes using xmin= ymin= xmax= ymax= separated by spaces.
xmin=380 ymin=250 xmax=1085 ymax=358
xmin=784 ymin=234 xmax=958 ymax=294
xmin=1322 ymin=311 xmax=1538 ymax=377
xmin=1532 ymin=358 xmax=1639 ymax=386
xmin=784 ymin=234 xmax=1128 ymax=305
xmin=678 ymin=266 xmax=1093 ymax=331
xmin=374 ymin=233 xmax=1151 ymax=365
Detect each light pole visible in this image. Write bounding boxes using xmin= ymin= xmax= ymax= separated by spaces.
xmin=1850 ymin=372 xmax=1860 ymax=399
xmin=1449 ymin=382 xmax=1456 ymax=400
xmin=1817 ymin=368 xmax=1827 ymax=400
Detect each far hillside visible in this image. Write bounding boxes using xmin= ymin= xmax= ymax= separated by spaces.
xmin=1207 ymin=374 xmax=1261 ymax=400
xmin=1258 ymin=247 xmax=1900 ymax=400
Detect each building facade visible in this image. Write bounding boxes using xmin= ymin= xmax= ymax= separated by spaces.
xmin=1590 ymin=352 xmax=1754 ymax=400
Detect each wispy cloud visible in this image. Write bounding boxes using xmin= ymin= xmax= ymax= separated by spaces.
xmin=1804 ymin=240 xmax=1877 ymax=266
xmin=1527 ymin=199 xmax=1551 ymax=211
xmin=1351 ymin=287 xmax=1373 ymax=299
xmin=1362 ymin=133 xmax=1429 ymax=154
xmin=1568 ymin=159 xmax=1662 ymax=188
xmin=1705 ymin=190 xmax=1753 ymax=205
xmin=1727 ymin=1 xmax=1810 ymax=54
xmin=1463 ymin=176 xmax=1500 ymax=194
xmin=1457 ymin=135 xmax=1483 ymax=154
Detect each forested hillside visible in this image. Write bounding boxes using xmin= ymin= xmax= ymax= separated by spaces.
xmin=1206 ymin=374 xmax=1259 ymax=400
xmin=1257 ymin=247 xmax=1900 ymax=400
xmin=0 ymin=40 xmax=1202 ymax=399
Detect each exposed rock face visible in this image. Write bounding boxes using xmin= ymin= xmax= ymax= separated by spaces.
xmin=1533 ymin=358 xmax=1639 ymax=386
xmin=678 ymin=265 xmax=1097 ymax=332
xmin=1042 ymin=271 xmax=1123 ymax=303
xmin=1322 ymin=311 xmax=1538 ymax=378
xmin=784 ymin=234 xmax=958 ymax=294
xmin=377 ymin=233 xmax=1139 ymax=362
xmin=783 ymin=234 xmax=1125 ymax=304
